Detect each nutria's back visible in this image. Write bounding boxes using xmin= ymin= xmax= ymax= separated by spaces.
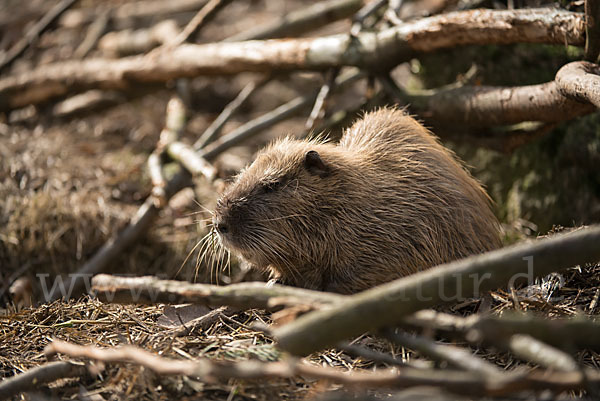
xmin=213 ymin=108 xmax=501 ymax=294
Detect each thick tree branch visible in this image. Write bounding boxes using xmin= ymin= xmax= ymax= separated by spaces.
xmin=383 ymin=62 xmax=597 ymax=128
xmin=419 ymin=81 xmax=595 ymax=127
xmin=274 ymin=226 xmax=600 ymax=356
xmin=0 ymin=8 xmax=584 ymax=111
xmin=555 ymin=60 xmax=600 ymax=108
xmin=507 ymin=334 xmax=579 ymax=372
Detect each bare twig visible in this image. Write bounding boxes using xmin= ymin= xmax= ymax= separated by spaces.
xmin=74 ymin=9 xmax=111 ymax=59
xmin=52 ymin=90 xmax=124 ymax=117
xmin=555 ymin=61 xmax=600 ymax=108
xmin=337 ymin=342 xmax=420 ymax=367
xmin=508 ymin=334 xmax=579 ymax=372
xmin=386 ymin=74 xmax=596 ymax=128
xmin=0 ymin=361 xmax=87 ymax=399
xmin=59 ymin=0 xmax=209 ymax=28
xmin=351 ymin=0 xmax=388 ymax=35
xmin=195 ymin=78 xmax=267 ymax=148
xmin=0 ymin=0 xmax=77 ymax=73
xmin=0 ymin=8 xmax=584 ymax=111
xmin=169 ymin=0 xmax=234 ymax=47
xmin=305 ymin=68 xmax=340 ymax=130
xmin=225 ymin=0 xmax=364 ymax=41
xmin=99 ymin=20 xmax=180 ymax=56
xmin=200 ymin=70 xmax=363 ymax=156
xmin=383 ymin=330 xmax=502 ymax=376
xmin=167 ymin=142 xmax=216 ymax=181
xmin=43 ymin=339 xmax=600 ymax=396
xmin=274 ymin=225 xmax=600 ymax=356
xmin=91 ymin=274 xmax=344 ymax=309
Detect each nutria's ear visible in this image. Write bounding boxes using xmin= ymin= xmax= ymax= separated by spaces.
xmin=304 ymin=150 xmax=330 ymax=178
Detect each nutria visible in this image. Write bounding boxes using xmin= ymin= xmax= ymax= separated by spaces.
xmin=212 ymin=108 xmax=501 ymax=294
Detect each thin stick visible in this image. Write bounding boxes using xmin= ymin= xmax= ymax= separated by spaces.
xmin=0 ymin=361 xmax=87 ymax=399
xmin=225 ymin=0 xmax=363 ymax=42
xmin=199 ymin=70 xmax=363 ymax=156
xmin=167 ymin=141 xmax=216 ymax=181
xmin=508 ymin=334 xmax=579 ymax=372
xmin=383 ymin=330 xmax=502 ymax=376
xmin=91 ymin=274 xmax=344 ymax=309
xmin=169 ymin=0 xmax=234 ymax=47
xmin=195 ymin=78 xmax=266 ymax=149
xmin=73 ymin=9 xmax=111 ymax=59
xmin=0 ymin=8 xmax=585 ymax=111
xmin=0 ymin=0 xmax=77 ymax=73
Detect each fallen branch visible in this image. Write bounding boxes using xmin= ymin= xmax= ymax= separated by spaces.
xmin=99 ymin=20 xmax=180 ymax=56
xmin=200 ymin=70 xmax=362 ymax=156
xmin=0 ymin=8 xmax=584 ymax=111
xmin=44 ymin=339 xmax=600 ymax=396
xmin=0 ymin=0 xmax=77 ymax=73
xmin=52 ymin=90 xmax=124 ymax=117
xmin=274 ymin=225 xmax=600 ymax=356
xmin=167 ymin=141 xmax=216 ymax=181
xmin=0 ymin=361 xmax=87 ymax=399
xmin=59 ymin=0 xmax=208 ymax=28
xmin=383 ymin=330 xmax=502 ymax=376
xmin=168 ymin=0 xmax=234 ymax=47
xmin=421 ymin=81 xmax=595 ymax=127
xmin=381 ymin=61 xmax=597 ymax=128
xmin=73 ymin=9 xmax=111 ymax=59
xmin=507 ymin=334 xmax=579 ymax=372
xmin=195 ymin=78 xmax=266 ymax=148
xmin=91 ymin=274 xmax=344 ymax=309
xmin=555 ymin=60 xmax=600 ymax=108
xmin=225 ymin=0 xmax=364 ymax=42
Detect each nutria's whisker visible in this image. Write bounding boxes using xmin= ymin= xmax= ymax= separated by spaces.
xmin=261 ymin=214 xmax=307 ymax=222
xmin=177 ymin=231 xmax=211 ymax=278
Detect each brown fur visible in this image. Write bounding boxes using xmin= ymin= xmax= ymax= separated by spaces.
xmin=213 ymin=108 xmax=501 ymax=294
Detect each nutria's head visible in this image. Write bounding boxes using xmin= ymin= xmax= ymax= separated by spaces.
xmin=213 ymin=137 xmax=345 ymax=285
